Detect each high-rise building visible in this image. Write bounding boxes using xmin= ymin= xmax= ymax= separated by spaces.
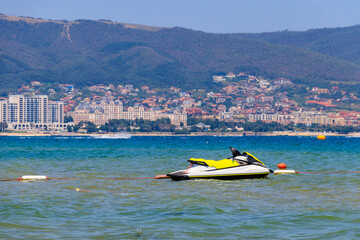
xmin=0 ymin=95 xmax=66 ymax=130
xmin=48 ymin=101 xmax=64 ymax=123
xmin=0 ymin=101 xmax=7 ymax=123
xmin=8 ymin=95 xmax=24 ymax=123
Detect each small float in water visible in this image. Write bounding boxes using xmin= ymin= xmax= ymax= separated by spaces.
xmin=317 ymin=135 xmax=326 ymax=140
xmin=167 ymin=147 xmax=273 ymax=181
xmin=90 ymin=132 xmax=132 ymax=139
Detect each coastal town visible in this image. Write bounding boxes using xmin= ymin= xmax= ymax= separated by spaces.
xmin=1 ymin=72 xmax=360 ymax=134
xmin=2 ymin=5 xmax=360 ymax=239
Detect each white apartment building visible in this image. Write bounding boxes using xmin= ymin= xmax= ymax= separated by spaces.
xmin=0 ymin=95 xmax=66 ymax=130
xmin=72 ymin=100 xmax=187 ymax=127
xmin=248 ymin=111 xmax=349 ymax=126
xmin=248 ymin=113 xmax=291 ymax=124
xmin=291 ymin=111 xmax=332 ymax=125
xmin=73 ymin=100 xmax=123 ymax=125
xmin=122 ymin=106 xmax=155 ymax=121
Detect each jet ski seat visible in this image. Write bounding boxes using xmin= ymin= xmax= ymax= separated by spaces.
xmin=188 ymin=158 xmax=240 ymax=169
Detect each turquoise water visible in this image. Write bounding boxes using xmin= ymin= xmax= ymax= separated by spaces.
xmin=1 ymin=136 xmax=360 ymax=239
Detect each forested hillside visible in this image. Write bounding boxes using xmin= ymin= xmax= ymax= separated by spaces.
xmin=239 ymin=25 xmax=360 ymax=65
xmin=1 ymin=14 xmax=360 ymax=92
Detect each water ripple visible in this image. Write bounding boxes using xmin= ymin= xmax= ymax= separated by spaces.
xmin=1 ymin=136 xmax=360 ymax=239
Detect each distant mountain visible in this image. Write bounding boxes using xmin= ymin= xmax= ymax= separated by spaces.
xmin=1 ymin=14 xmax=360 ymax=93
xmin=239 ymin=25 xmax=360 ymax=65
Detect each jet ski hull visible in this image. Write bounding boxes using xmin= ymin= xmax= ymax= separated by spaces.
xmin=167 ymin=164 xmax=270 ymax=181
xmin=168 ymin=172 xmax=269 ymax=181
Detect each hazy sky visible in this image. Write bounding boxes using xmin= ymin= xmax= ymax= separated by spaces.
xmin=1 ymin=0 xmax=360 ymax=33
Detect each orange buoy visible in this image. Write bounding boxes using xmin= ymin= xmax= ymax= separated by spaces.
xmin=277 ymin=163 xmax=287 ymax=169
xmin=317 ymin=135 xmax=326 ymax=140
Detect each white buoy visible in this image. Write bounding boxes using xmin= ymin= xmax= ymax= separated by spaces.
xmin=274 ymin=163 xmax=297 ymax=174
xmin=274 ymin=170 xmax=297 ymax=175
xmin=19 ymin=175 xmax=48 ymax=180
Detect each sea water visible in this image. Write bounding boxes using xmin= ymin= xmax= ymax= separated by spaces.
xmin=1 ymin=136 xmax=359 ymax=239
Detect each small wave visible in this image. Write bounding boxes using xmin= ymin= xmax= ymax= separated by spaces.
xmin=90 ymin=133 xmax=132 ymax=139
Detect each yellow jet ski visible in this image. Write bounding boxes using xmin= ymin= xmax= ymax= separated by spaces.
xmin=167 ymin=147 xmax=272 ymax=181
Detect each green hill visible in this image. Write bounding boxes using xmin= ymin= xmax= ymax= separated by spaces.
xmin=1 ymin=14 xmax=360 ymax=92
xmin=239 ymin=25 xmax=360 ymax=65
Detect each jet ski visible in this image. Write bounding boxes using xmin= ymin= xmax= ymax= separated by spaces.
xmin=167 ymin=147 xmax=272 ymax=181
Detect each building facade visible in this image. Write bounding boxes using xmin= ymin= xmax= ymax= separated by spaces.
xmin=0 ymin=95 xmax=66 ymax=130
xmin=72 ymin=100 xmax=187 ymax=127
xmin=247 ymin=111 xmax=354 ymax=126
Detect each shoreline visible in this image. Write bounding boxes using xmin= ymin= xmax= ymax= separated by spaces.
xmin=0 ymin=131 xmax=359 ymax=137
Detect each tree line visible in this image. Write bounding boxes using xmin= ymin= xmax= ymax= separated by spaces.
xmin=187 ymin=118 xmax=360 ymax=134
xmin=65 ymin=117 xmax=360 ymax=134
xmin=1 ymin=118 xmax=359 ymax=134
xmin=66 ymin=118 xmax=178 ymax=133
